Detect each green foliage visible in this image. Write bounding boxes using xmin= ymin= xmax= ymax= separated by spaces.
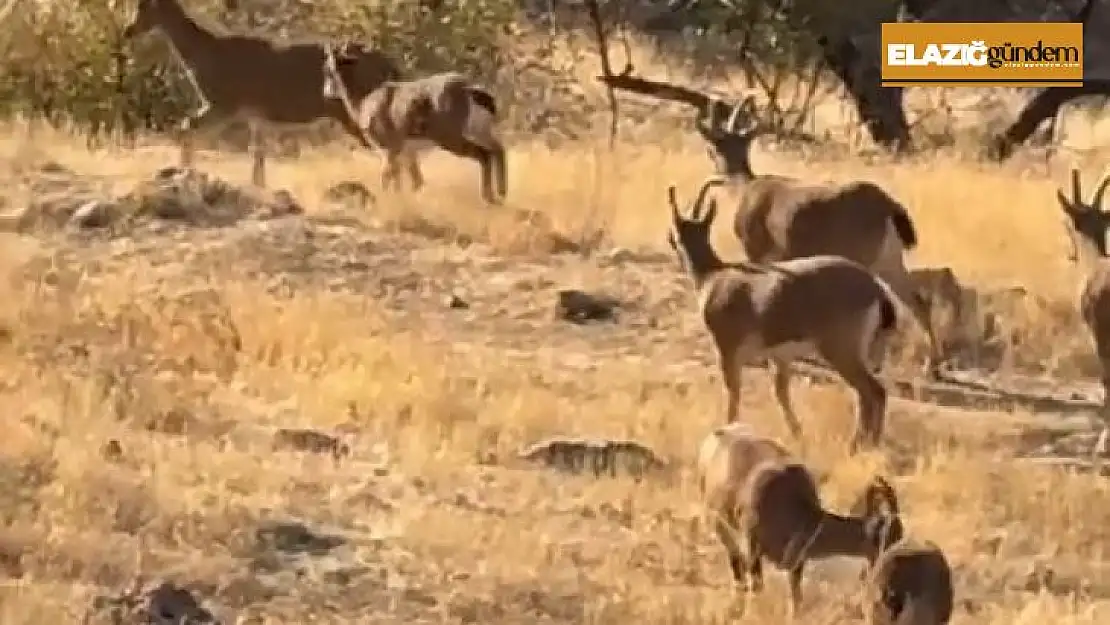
xmin=649 ymin=0 xmax=902 ymax=67
xmin=0 ymin=0 xmax=517 ymax=138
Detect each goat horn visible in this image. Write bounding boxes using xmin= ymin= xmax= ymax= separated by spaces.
xmin=726 ymin=100 xmax=746 ymax=133
xmin=705 ymin=98 xmax=720 ymax=127
xmin=1093 ymin=169 xmax=1110 ymax=211
xmin=1071 ymin=167 xmax=1083 ymax=205
xmin=667 ymin=185 xmax=682 ymax=221
xmin=691 ymin=176 xmax=726 ymax=220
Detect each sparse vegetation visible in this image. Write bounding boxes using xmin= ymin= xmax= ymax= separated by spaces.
xmin=2 ymin=2 xmax=1110 ymax=624
xmin=0 ymin=0 xmax=513 ymax=138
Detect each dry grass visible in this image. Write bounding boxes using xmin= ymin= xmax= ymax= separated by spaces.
xmin=1 ymin=117 xmax=1110 ymax=624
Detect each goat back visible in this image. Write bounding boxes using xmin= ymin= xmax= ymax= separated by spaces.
xmin=735 ymin=178 xmax=910 ymax=268
xmin=697 ymin=426 xmax=790 ymax=515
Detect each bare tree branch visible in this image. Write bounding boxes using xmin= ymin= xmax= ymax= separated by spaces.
xmin=597 ymin=73 xmax=715 ymax=110
xmin=583 ymin=0 xmax=632 ymax=147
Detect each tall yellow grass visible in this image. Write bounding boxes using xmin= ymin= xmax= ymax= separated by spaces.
xmin=1 ymin=120 xmax=1109 ymax=624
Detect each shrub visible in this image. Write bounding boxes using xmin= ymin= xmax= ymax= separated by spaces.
xmin=0 ymin=0 xmax=517 ymax=138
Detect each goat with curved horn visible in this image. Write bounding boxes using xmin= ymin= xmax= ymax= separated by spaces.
xmin=697 ymin=425 xmax=907 ymax=615
xmin=690 ymin=91 xmax=949 ymax=378
xmin=666 ymin=181 xmax=901 ymax=450
xmin=1055 ymin=168 xmax=1110 ymax=455
xmin=320 ymin=43 xmax=508 ymax=204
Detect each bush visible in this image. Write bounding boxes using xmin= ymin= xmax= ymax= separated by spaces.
xmin=0 ymin=0 xmax=517 ymax=138
xmin=633 ymin=0 xmax=901 ymax=80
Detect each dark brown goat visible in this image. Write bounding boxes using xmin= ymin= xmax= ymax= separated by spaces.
xmin=697 ymin=425 xmax=904 ymax=616
xmin=321 ymin=43 xmax=508 ymax=204
xmin=123 ymin=0 xmax=400 ymax=187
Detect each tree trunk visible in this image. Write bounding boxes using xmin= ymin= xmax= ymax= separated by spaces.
xmin=820 ymin=35 xmax=913 ymax=152
xmin=988 ymin=82 xmax=1110 ymax=160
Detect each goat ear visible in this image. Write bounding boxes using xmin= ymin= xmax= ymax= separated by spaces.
xmin=667 ymin=185 xmax=681 ymax=222
xmin=1056 ymin=189 xmax=1075 ymax=213
xmin=703 ymin=198 xmax=718 ymax=225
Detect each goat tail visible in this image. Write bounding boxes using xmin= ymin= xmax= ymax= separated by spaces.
xmin=467 ymin=86 xmax=498 ymax=118
xmin=879 ymin=291 xmax=898 ymax=333
xmin=870 ymin=275 xmax=901 ymax=333
xmin=888 ymin=204 xmax=918 ymax=250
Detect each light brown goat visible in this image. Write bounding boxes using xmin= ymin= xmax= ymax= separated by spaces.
xmin=697 ymin=424 xmax=904 ymax=615
xmin=694 ymin=99 xmax=946 ymax=377
xmin=321 ymin=44 xmax=508 ymax=204
xmin=1055 ymin=168 xmax=1110 ymax=448
xmin=122 ymin=0 xmax=400 ymax=187
xmin=668 ymin=180 xmax=899 ymax=448
xmin=864 ymin=540 xmax=954 ymax=625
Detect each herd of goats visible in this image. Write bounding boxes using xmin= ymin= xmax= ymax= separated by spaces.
xmin=108 ymin=0 xmax=1110 ymax=623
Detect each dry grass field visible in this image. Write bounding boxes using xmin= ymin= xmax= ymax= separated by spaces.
xmin=2 ymin=110 xmax=1110 ymax=625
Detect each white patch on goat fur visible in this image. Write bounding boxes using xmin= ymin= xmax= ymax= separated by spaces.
xmin=873 ymin=221 xmax=906 ymax=275
xmin=860 ymin=300 xmax=886 ymax=371
xmin=871 ymin=276 xmax=902 ymax=321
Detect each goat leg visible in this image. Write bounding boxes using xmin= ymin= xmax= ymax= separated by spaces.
xmin=714 ymin=518 xmax=750 ymax=589
xmin=1096 ymin=365 xmax=1110 ymax=471
xmin=826 ymin=349 xmax=887 ymax=452
xmin=787 ymin=562 xmax=805 ymax=618
xmin=491 ymin=141 xmax=508 ymax=201
xmin=434 ymin=134 xmax=498 ymax=204
xmin=381 ymin=151 xmax=404 ymax=192
xmin=479 ymin=153 xmax=497 ymax=204
xmin=177 ymin=109 xmax=203 ymax=169
xmin=745 ymin=532 xmax=764 ymax=592
xmin=770 ymin=358 xmax=803 ymax=438
xmin=882 ymin=269 xmax=945 ymax=378
xmin=403 ymin=148 xmax=425 ymax=191
xmin=718 ymin=348 xmax=742 ymax=424
xmin=247 ymin=119 xmax=266 ymax=187
xmin=177 ymin=104 xmax=230 ymax=173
